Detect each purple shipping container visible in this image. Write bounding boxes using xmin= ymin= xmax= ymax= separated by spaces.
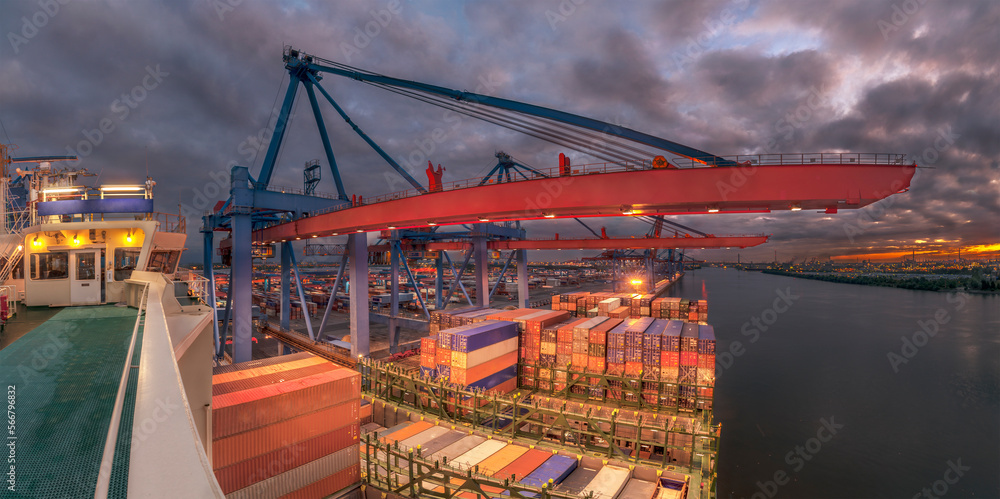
xmin=661 ymin=320 xmax=683 ymax=352
xmin=625 ymin=317 xmax=654 ymax=350
xmin=642 ymin=319 xmax=668 ymax=365
xmin=520 ymin=454 xmax=578 ymax=489
xmin=450 ymin=320 xmax=519 ymax=353
xmin=607 ymin=321 xmax=628 ymax=349
xmin=608 ymin=347 xmax=625 ymax=364
xmin=698 ymin=324 xmax=716 ymax=354
xmin=680 ymin=323 xmax=699 ymax=352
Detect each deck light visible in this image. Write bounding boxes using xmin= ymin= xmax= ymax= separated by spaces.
xmin=708 ymin=207 xmax=720 ymax=213
xmin=543 ymin=213 xmax=556 ymax=218
xmin=790 ymin=204 xmax=802 ymax=211
xmin=42 ymin=187 xmax=82 ymax=194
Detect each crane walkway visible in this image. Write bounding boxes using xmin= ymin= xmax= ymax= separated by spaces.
xmin=0 ymin=305 xmax=142 ymax=498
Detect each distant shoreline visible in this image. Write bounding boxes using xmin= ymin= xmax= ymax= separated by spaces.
xmin=758 ymin=269 xmax=999 ymax=293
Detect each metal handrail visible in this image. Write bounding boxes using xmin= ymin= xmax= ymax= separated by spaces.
xmin=152 ymin=212 xmax=186 ymax=233
xmin=173 ymin=267 xmax=211 ymax=305
xmin=305 ymin=152 xmax=908 ymax=218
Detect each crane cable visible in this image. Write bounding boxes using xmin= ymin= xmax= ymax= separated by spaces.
xmin=314 ymin=58 xmax=664 ymax=164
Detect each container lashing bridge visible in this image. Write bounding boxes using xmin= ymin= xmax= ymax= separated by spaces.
xmin=205 ymin=46 xmax=916 ymax=363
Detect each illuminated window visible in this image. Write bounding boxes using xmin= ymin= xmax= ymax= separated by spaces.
xmin=115 ymin=248 xmax=141 ymax=281
xmin=30 ymin=252 xmax=69 ymax=280
xmin=76 ymin=252 xmax=96 ymax=280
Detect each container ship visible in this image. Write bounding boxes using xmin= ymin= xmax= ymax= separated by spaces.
xmin=0 ymin=148 xmax=717 ymax=499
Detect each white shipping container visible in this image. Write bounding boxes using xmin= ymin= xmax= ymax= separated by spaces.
xmin=397 ymin=425 xmax=451 ymax=450
xmin=450 ymin=439 xmax=507 ymax=469
xmin=599 ymin=297 xmax=621 ymax=310
xmin=453 ymin=337 xmax=518 ymax=369
xmin=581 ymin=465 xmax=631 ymax=499
xmin=619 ymin=478 xmax=658 ymax=499
xmin=431 ymin=435 xmax=486 ymax=463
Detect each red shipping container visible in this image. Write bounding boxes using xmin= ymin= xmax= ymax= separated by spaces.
xmin=214 ymin=423 xmax=359 ymax=493
xmin=277 ymin=463 xmax=360 ymax=499
xmin=213 ymin=369 xmax=360 ymax=439
xmin=662 ymin=351 xmax=680 ymax=367
xmin=625 ymin=361 xmax=643 ymax=377
xmin=680 ymin=351 xmax=698 ymax=366
xmin=212 ymin=400 xmax=359 ymax=468
xmin=571 ymin=353 xmax=588 ymax=368
xmin=698 ymin=353 xmax=715 ymax=369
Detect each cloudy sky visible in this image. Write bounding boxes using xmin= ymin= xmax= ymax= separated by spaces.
xmin=2 ymin=0 xmax=998 ymax=264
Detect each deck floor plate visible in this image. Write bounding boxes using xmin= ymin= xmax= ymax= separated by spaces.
xmin=109 ymin=310 xmax=145 ymax=499
xmin=0 ymin=305 xmax=138 ymax=499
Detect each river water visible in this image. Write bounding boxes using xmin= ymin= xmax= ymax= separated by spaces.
xmin=667 ymin=268 xmax=999 ymax=498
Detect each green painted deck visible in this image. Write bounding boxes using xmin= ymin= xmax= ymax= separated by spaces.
xmin=0 ymin=305 xmax=140 ymax=499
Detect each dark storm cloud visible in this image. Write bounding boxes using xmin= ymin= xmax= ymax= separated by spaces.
xmin=1 ymin=0 xmax=996 ymax=264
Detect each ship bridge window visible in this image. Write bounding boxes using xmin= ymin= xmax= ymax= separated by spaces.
xmin=30 ymin=252 xmax=69 ymax=280
xmin=147 ymin=250 xmax=180 ymax=275
xmin=115 ymin=247 xmax=141 ymax=281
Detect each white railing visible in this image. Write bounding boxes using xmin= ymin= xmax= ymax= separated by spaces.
xmin=174 ymin=267 xmax=212 ymax=305
xmin=0 ymin=180 xmax=31 ymax=285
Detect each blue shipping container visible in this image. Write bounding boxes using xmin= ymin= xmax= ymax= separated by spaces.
xmin=521 ymin=454 xmax=578 ymax=488
xmin=451 ymin=320 xmax=519 ymax=353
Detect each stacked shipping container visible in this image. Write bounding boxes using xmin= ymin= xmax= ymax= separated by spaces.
xmin=553 ymin=292 xmax=707 ymax=324
xmin=211 ymin=354 xmax=361 ymax=498
xmin=422 ymin=303 xmax=717 ymax=414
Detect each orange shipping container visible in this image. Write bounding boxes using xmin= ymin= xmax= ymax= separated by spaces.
xmin=381 ymin=420 xmax=433 ymax=444
xmin=225 ymin=445 xmax=358 ymax=499
xmin=212 ymin=356 xmax=328 ymax=384
xmin=450 ymin=351 xmax=518 ymax=386
xmin=277 ymin=463 xmax=360 ymax=499
xmin=213 ymin=369 xmax=360 ymax=439
xmin=211 ymin=352 xmax=314 ymax=376
xmin=212 ymin=400 xmax=359 ymax=469
xmin=214 ymin=422 xmax=359 ymax=493
xmin=493 ymin=448 xmax=551 ymax=481
xmin=212 ymin=362 xmax=336 ymax=397
xmin=476 ymin=444 xmax=529 ymax=475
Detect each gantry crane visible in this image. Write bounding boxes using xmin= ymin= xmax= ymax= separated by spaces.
xmin=206 ymin=47 xmax=916 ymax=362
